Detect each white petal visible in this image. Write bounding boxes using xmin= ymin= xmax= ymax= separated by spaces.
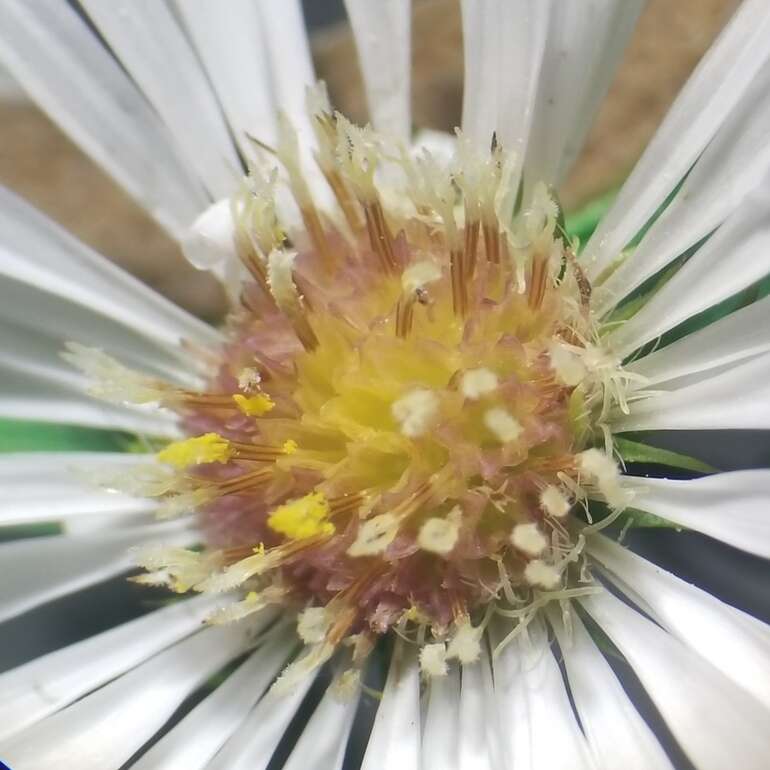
xmin=610 ymin=184 xmax=770 ymax=357
xmin=0 ymin=594 xmax=221 ymax=741
xmin=549 ymin=607 xmax=674 ymax=770
xmin=581 ymin=591 xmax=770 ymax=770
xmin=0 ymin=625 xmax=250 ymax=770
xmin=360 ymin=641 xmax=420 ymax=770
xmin=0 ymin=318 xmax=87 ymax=392
xmin=459 ymin=649 xmax=505 ymax=770
xmin=0 ymin=276 xmax=198 ymax=385
xmin=254 ymin=0 xmax=326 ymax=203
xmin=132 ymin=621 xmax=291 ymax=770
xmin=282 ymin=674 xmax=360 ymax=770
xmin=0 ymin=520 xmax=194 ymax=623
xmin=174 ymin=0 xmax=278 ymax=154
xmin=421 ymin=666 xmax=460 ymax=770
xmin=589 ymin=534 xmax=770 ymax=710
xmin=0 ymin=366 xmax=180 ymax=437
xmin=525 ymin=0 xmax=643 ymax=189
xmin=492 ymin=616 xmax=596 ymax=770
xmin=460 ymin=0 xmax=547 ymax=176
xmin=622 ymin=471 xmax=770 ymax=558
xmin=0 ymin=452 xmax=154 ymax=526
xmin=344 ymin=0 xmax=411 ymax=140
xmin=584 ymin=0 xmax=770 ymax=281
xmin=626 ymin=294 xmax=770 ymax=386
xmin=0 ymin=187 xmax=223 ymax=357
xmin=205 ymin=662 xmax=316 ymax=770
xmin=617 ymin=352 xmax=770 ymax=432
xmin=80 ymin=0 xmax=239 ymax=200
xmin=0 ymin=0 xmax=206 ymax=237
xmin=595 ymin=64 xmax=770 ymax=317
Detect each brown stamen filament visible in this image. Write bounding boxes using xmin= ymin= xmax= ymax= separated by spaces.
xmin=483 ymin=221 xmax=500 ymax=264
xmin=528 ymin=253 xmax=549 ymax=310
xmin=364 ymin=199 xmax=398 ymax=274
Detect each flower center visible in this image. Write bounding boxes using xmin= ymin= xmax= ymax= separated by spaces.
xmin=71 ymin=88 xmax=635 ymax=687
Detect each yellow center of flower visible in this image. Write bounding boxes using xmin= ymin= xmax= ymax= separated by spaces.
xmin=73 ymin=94 xmax=635 ymax=685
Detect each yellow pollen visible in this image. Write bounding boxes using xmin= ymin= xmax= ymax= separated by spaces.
xmin=157 ymin=433 xmax=232 ymax=468
xmin=253 ymin=542 xmax=266 ymax=555
xmin=233 ymin=392 xmax=275 ymax=416
xmin=282 ymin=439 xmax=299 ymax=455
xmin=268 ymin=492 xmax=335 ymax=540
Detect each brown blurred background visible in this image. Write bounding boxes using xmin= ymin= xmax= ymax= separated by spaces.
xmin=0 ymin=0 xmax=738 ymax=321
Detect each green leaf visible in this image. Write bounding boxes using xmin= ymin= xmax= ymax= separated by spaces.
xmin=614 ymin=436 xmax=716 ymax=474
xmin=0 ymin=522 xmax=62 ymax=543
xmin=564 ymin=189 xmax=618 ymax=245
xmin=0 ymin=419 xmax=131 ymax=454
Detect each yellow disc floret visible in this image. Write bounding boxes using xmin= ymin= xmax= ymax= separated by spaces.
xmin=157 ymin=433 xmax=232 ymax=468
xmin=267 ymin=492 xmax=335 ymax=540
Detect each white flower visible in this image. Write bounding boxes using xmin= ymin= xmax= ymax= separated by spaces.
xmin=1 ymin=2 xmax=770 ymax=769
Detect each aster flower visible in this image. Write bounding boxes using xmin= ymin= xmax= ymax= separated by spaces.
xmin=1 ymin=0 xmax=770 ymax=768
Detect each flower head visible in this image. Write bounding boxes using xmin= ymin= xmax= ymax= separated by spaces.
xmin=2 ymin=2 xmax=770 ymax=769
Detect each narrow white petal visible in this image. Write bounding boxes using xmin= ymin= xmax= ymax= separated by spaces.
xmin=173 ymin=0 xmax=277 ymax=154
xmin=0 ymin=187 xmax=223 ymax=356
xmin=205 ymin=663 xmax=316 ymax=770
xmin=459 ymin=650 xmax=504 ymax=770
xmin=595 ymin=64 xmax=770 ymax=316
xmin=584 ymin=0 xmax=770 ymax=281
xmin=0 ymin=594 xmax=221 ymax=741
xmin=525 ymin=0 xmax=643 ymax=189
xmin=0 ymin=319 xmax=86 ymax=392
xmin=360 ymin=641 xmax=420 ymax=770
xmin=617 ymin=353 xmax=770 ymax=432
xmin=255 ymin=0 xmax=321 ymax=194
xmin=549 ymin=607 xmax=675 ymax=770
xmin=421 ymin=667 xmax=460 ymax=770
xmin=132 ymin=622 xmax=292 ymax=770
xmin=0 ymin=276 xmax=198 ymax=385
xmin=0 ymin=0 xmax=206 ymax=237
xmin=0 ymin=520 xmax=194 ymax=623
xmin=0 ymin=367 xmax=180 ymax=437
xmin=589 ymin=534 xmax=770 ymax=710
xmin=282 ymin=675 xmax=360 ymax=770
xmin=0 ymin=625 xmax=250 ymax=770
xmin=626 ymin=294 xmax=770 ymax=386
xmin=622 ymin=471 xmax=770 ymax=558
xmin=461 ymin=0 xmax=547 ymax=176
xmin=344 ymin=0 xmax=411 ymax=140
xmin=492 ymin=616 xmax=596 ymax=769
xmin=0 ymin=452 xmax=154 ymax=526
xmin=610 ymin=184 xmax=770 ymax=357
xmin=80 ymin=0 xmax=240 ymax=200
xmin=581 ymin=591 xmax=770 ymax=770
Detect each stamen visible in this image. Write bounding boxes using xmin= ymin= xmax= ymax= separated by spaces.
xmin=157 ymin=434 xmax=232 ymax=468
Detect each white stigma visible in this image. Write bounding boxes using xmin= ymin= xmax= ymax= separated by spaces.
xmin=540 ymin=485 xmax=572 ymax=518
xmin=549 ymin=342 xmax=587 ymax=387
xmin=348 ymin=513 xmax=399 ymax=557
xmin=392 ymin=388 xmax=439 ymax=438
xmin=461 ymin=368 xmax=499 ymax=399
xmin=417 ymin=506 xmax=462 ymax=555
xmin=420 ymin=642 xmax=449 ymax=677
xmin=297 ymin=606 xmax=331 ymax=644
xmin=446 ymin=618 xmax=482 ymax=664
xmin=484 ymin=407 xmax=523 ymax=443
xmin=511 ymin=522 xmax=548 ymax=556
xmin=524 ymin=559 xmax=561 ymax=590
